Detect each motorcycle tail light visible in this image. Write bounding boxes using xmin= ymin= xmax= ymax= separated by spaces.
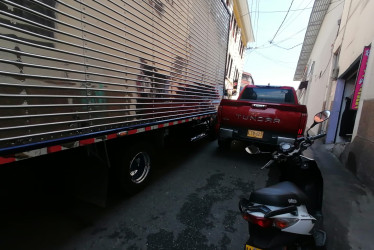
xmin=243 ymin=214 xmax=273 ymax=228
xmin=273 ymin=218 xmax=299 ymax=229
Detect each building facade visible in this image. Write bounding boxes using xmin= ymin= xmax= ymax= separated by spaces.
xmin=294 ymin=0 xmax=374 ymax=192
xmin=224 ymin=0 xmax=254 ymax=100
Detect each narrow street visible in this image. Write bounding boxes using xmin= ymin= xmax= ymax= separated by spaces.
xmin=0 ymin=139 xmax=272 ymax=250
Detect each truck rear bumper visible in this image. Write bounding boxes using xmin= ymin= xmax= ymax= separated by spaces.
xmin=218 ymin=128 xmax=234 ymax=140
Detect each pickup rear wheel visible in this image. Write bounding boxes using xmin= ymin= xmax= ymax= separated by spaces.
xmin=115 ymin=143 xmax=153 ymax=195
xmin=218 ymin=139 xmax=231 ymax=150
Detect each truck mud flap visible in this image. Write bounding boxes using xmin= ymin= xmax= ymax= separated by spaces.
xmin=69 ymin=143 xmax=110 ymax=207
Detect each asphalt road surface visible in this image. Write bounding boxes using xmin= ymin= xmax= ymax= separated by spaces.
xmin=0 ymin=139 xmax=273 ymax=250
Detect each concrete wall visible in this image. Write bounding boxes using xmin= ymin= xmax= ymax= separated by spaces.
xmin=331 ymin=0 xmax=374 ymax=193
xmin=353 ymin=38 xmax=374 ymax=138
xmin=226 ymin=24 xmax=244 ymax=99
xmin=300 ymin=2 xmax=344 ymax=133
xmin=297 ymin=0 xmax=374 ymax=192
xmin=341 ymin=36 xmax=374 ymax=193
xmin=224 ymin=0 xmax=252 ymax=100
xmin=334 ymin=0 xmax=374 ymax=75
xmin=341 ymin=99 xmax=374 ymax=192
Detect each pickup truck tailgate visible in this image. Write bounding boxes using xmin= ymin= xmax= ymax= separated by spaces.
xmin=219 ymin=99 xmax=307 ymax=136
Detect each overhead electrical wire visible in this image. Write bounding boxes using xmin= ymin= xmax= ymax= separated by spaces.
xmin=269 ymin=0 xmax=295 ymax=44
xmin=326 ymin=0 xmax=344 ymax=15
xmin=250 ymin=0 xmax=261 ymax=47
xmin=255 ymin=0 xmax=261 ymax=47
xmin=272 ymin=43 xmax=303 ymax=50
xmin=272 ymin=27 xmax=307 ymax=45
xmin=246 ymin=0 xmax=322 ymax=52
xmin=253 ymin=50 xmax=295 ymax=65
xmin=247 ymin=26 xmax=306 ymax=51
xmin=275 ymin=1 xmax=344 ymax=51
xmin=250 ymin=7 xmax=312 ymax=13
xmin=250 ymin=0 xmax=255 ymax=46
xmin=277 ymin=0 xmax=314 ymax=37
xmin=278 ymin=0 xmax=342 ymax=36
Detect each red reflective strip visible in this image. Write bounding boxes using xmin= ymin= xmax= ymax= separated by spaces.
xmin=169 ymin=122 xmax=174 ymax=126
xmin=178 ymin=120 xmax=183 ymax=124
xmin=145 ymin=126 xmax=151 ymax=131
xmin=128 ymin=129 xmax=137 ymax=135
xmin=158 ymin=124 xmax=164 ymax=128
xmin=0 ymin=156 xmax=15 ymax=164
xmin=107 ymin=133 xmax=117 ymax=140
xmin=79 ymin=138 xmax=95 ymax=146
xmin=47 ymin=145 xmax=62 ymax=153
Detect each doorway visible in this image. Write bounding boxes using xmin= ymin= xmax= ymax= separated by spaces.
xmin=336 ymin=76 xmax=357 ymax=143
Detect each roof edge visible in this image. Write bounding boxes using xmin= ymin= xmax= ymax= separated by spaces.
xmin=293 ymin=0 xmax=332 ymax=81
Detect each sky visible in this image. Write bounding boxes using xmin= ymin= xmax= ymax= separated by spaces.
xmin=244 ymin=0 xmax=314 ymax=89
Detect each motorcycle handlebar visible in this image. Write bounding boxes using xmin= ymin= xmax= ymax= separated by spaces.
xmin=311 ymin=133 xmax=327 ymax=140
xmin=258 ymin=133 xmax=326 ymax=170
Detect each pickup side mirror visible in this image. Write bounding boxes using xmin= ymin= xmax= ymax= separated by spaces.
xmin=307 ymin=110 xmax=330 ymax=135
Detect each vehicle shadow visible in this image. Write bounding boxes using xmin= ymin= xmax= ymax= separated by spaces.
xmin=0 ymin=138 xmax=278 ymax=250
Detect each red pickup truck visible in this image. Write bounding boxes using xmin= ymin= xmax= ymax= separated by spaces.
xmin=216 ymin=85 xmax=307 ymax=149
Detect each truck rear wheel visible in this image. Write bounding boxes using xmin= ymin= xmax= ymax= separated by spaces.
xmin=115 ymin=143 xmax=153 ymax=195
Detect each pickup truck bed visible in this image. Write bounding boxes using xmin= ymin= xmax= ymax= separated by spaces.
xmin=216 ymin=85 xmax=307 ymax=148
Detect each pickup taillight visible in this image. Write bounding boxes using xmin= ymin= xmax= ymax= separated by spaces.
xmin=298 ymin=112 xmax=308 ymax=137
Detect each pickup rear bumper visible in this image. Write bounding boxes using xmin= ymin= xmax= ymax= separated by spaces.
xmin=219 ymin=128 xmax=234 ymax=140
xmin=218 ymin=127 xmax=295 ymax=146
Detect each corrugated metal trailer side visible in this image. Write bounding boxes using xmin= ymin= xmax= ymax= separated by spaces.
xmin=0 ymin=0 xmax=230 ymax=160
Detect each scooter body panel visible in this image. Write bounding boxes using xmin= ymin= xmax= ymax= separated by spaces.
xmin=246 ymin=223 xmax=314 ymax=249
xmin=280 ymin=205 xmax=315 ymax=235
xmin=279 ymin=156 xmax=323 ymax=214
xmin=242 ymin=156 xmax=323 ymax=248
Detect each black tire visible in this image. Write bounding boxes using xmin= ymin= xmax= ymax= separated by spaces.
xmin=115 ymin=143 xmax=153 ymax=195
xmin=218 ymin=139 xmax=231 ymax=149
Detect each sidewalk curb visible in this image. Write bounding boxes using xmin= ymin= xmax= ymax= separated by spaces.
xmin=311 ymin=142 xmax=374 ymax=250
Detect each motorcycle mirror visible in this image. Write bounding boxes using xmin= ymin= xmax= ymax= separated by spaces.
xmin=307 ymin=110 xmax=331 ymax=135
xmin=314 ymin=110 xmax=330 ymax=123
xmin=245 ymin=145 xmax=260 ymax=154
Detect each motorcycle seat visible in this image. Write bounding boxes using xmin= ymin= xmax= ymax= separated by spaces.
xmin=249 ymin=181 xmax=308 ymax=207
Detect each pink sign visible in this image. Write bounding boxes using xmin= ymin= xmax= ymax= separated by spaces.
xmin=351 ymin=46 xmax=371 ymax=110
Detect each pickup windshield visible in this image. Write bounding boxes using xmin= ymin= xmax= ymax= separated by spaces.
xmin=239 ymin=87 xmax=295 ymax=104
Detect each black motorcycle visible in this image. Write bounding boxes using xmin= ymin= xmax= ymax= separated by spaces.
xmin=239 ymin=110 xmax=330 ymax=250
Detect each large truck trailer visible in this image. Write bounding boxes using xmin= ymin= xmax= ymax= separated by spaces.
xmin=0 ymin=0 xmax=230 ymax=204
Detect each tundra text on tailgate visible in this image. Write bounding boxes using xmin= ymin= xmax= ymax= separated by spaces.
xmin=216 ymin=85 xmax=307 ymax=149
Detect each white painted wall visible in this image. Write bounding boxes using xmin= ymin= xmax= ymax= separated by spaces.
xmin=332 ymin=0 xmax=374 ymax=139
xmin=225 ymin=25 xmax=245 ymax=99
xmin=224 ymin=0 xmax=254 ymax=100
xmin=334 ymin=0 xmax=374 ymax=75
xmin=300 ymin=3 xmax=344 ymax=133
